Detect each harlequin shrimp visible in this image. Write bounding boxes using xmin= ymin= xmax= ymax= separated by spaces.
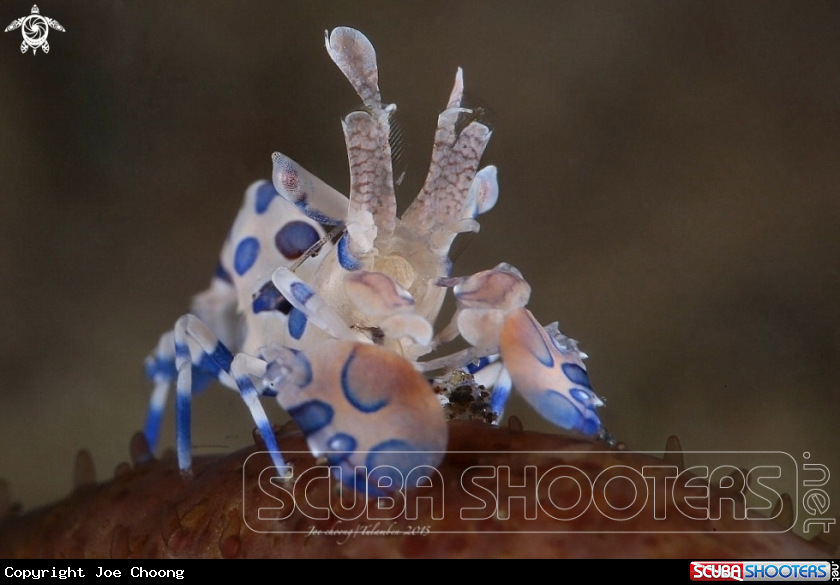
xmin=143 ymin=27 xmax=604 ymax=490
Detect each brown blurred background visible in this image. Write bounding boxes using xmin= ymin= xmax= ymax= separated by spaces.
xmin=1 ymin=1 xmax=837 ymax=532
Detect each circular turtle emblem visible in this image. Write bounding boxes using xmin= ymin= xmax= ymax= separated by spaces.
xmin=5 ymin=5 xmax=65 ymax=55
